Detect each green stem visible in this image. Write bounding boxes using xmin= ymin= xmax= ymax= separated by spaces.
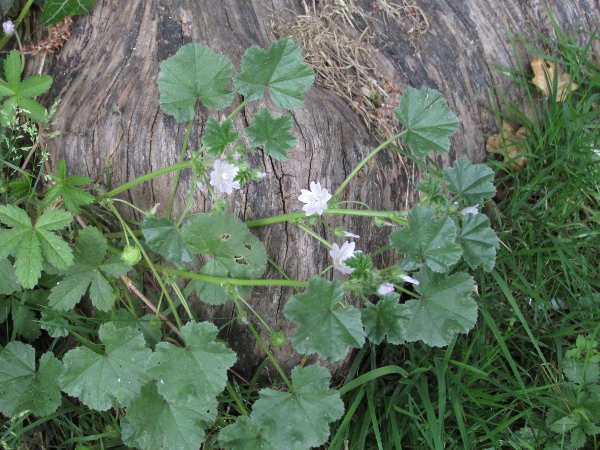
xmin=225 ymin=381 xmax=249 ymax=416
xmin=105 ymin=202 xmax=183 ymax=329
xmin=157 ymin=265 xmax=308 ymax=288
xmin=245 ymin=208 xmax=407 ymax=228
xmin=0 ymin=0 xmax=34 ymax=52
xmin=99 ymin=161 xmax=195 ymax=200
xmin=167 ymin=116 xmax=196 ymax=219
xmin=246 ymin=319 xmax=292 ymax=389
xmin=296 ymin=222 xmax=332 ymax=249
xmin=227 ymin=98 xmax=250 ymax=120
xmin=334 ymin=130 xmax=408 ymax=197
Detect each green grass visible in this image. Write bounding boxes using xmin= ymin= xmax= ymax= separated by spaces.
xmin=331 ymin=19 xmax=600 ymax=450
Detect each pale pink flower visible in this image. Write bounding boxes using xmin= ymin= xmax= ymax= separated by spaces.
xmin=400 ymin=274 xmax=420 ymax=286
xmin=329 ymin=241 xmax=356 ymax=274
xmin=298 ymin=181 xmax=332 ymax=216
xmin=210 ymin=160 xmax=240 ymax=194
xmin=377 ymin=282 xmax=395 ymax=296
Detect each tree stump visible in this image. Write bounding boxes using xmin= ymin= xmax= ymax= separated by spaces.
xmin=30 ymin=0 xmax=599 ymax=379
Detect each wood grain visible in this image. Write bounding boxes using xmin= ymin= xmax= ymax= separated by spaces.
xmin=33 ymin=0 xmax=599 ymax=378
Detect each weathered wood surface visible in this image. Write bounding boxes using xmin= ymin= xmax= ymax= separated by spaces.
xmin=31 ymin=0 xmax=599 ymax=378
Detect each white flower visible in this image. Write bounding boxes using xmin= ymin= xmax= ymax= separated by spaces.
xmin=210 ymin=160 xmax=241 ymax=194
xmin=461 ymin=204 xmax=479 ymax=216
xmin=343 ymin=231 xmax=360 ymax=238
xmin=298 ymin=181 xmax=332 ymax=216
xmin=3 ymin=21 xmax=14 ymax=35
xmin=377 ymin=282 xmax=394 ymax=296
xmin=399 ymin=274 xmax=420 ymax=286
xmin=329 ymin=241 xmax=356 ymax=274
xmin=256 ymin=171 xmax=267 ymax=179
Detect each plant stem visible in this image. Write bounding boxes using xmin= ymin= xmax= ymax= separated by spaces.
xmin=156 ymin=265 xmax=308 ymax=288
xmin=99 ymin=161 xmax=195 ymax=200
xmin=246 ymin=320 xmax=292 ymax=389
xmin=334 ymin=130 xmax=408 ymax=197
xmin=245 ymin=208 xmax=407 ymax=228
xmin=167 ymin=115 xmax=196 ymax=219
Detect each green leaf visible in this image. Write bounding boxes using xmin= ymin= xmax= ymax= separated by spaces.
xmin=283 ymin=277 xmax=365 ymax=362
xmin=40 ymin=311 xmax=70 ymax=338
xmin=403 ymin=266 xmax=477 ymax=347
xmin=48 ymin=227 xmax=128 ymax=311
xmin=442 ymin=157 xmax=496 ymax=205
xmin=11 ymin=302 xmax=42 ymax=341
xmin=0 ymin=342 xmax=62 ymax=417
xmin=252 ymin=365 xmax=344 ymax=450
xmin=35 ymin=208 xmax=74 ymax=231
xmin=121 ymin=383 xmax=213 ymax=450
xmin=41 ymin=0 xmax=95 ymax=24
xmin=158 ymin=43 xmax=234 ymax=122
xmin=394 ymin=87 xmax=458 ymax=157
xmin=147 ymin=321 xmax=236 ymax=404
xmin=181 ymin=213 xmax=267 ymax=279
xmin=112 ymin=311 xmax=162 ymax=348
xmin=0 ymin=51 xmax=52 ymax=122
xmin=202 ymin=117 xmax=240 ymax=157
xmin=389 ymin=204 xmax=462 ymax=273
xmin=234 ymin=38 xmax=314 ymax=109
xmin=15 ymin=231 xmax=43 ymax=289
xmin=459 ymin=213 xmax=498 ymax=271
xmin=43 ymin=160 xmax=95 ymax=213
xmin=246 ymin=108 xmax=296 ymax=162
xmin=60 ymin=323 xmax=151 ymax=410
xmin=218 ymin=416 xmax=276 ymax=450
xmin=192 ymin=259 xmax=230 ymax=305
xmin=361 ymin=294 xmax=411 ymax=344
xmin=141 ymin=216 xmax=193 ymax=266
xmin=0 ymin=203 xmax=32 ymax=228
xmin=0 ymin=258 xmax=20 ymax=295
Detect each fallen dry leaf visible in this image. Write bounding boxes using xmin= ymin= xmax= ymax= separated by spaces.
xmin=531 ymin=56 xmax=578 ymax=101
xmin=486 ymin=120 xmax=528 ymax=171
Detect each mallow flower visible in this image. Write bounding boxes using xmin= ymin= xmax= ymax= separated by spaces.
xmin=298 ymin=181 xmax=332 ymax=216
xmin=210 ymin=160 xmax=241 ymax=194
xmin=377 ymin=282 xmax=395 ymax=296
xmin=399 ymin=274 xmax=420 ymax=286
xmin=461 ymin=204 xmax=479 ymax=216
xmin=329 ymin=241 xmax=356 ymax=274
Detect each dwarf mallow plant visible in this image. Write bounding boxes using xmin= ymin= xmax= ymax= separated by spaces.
xmin=0 ymin=37 xmax=498 ymax=449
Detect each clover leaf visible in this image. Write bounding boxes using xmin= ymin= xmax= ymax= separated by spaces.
xmin=234 ymin=38 xmax=314 ymax=109
xmin=361 ymin=294 xmax=411 ymax=345
xmin=0 ymin=342 xmax=62 ymax=417
xmin=141 ymin=216 xmax=193 ymax=267
xmin=389 ymin=204 xmax=463 ymax=273
xmin=394 ymin=87 xmax=458 ymax=157
xmin=48 ymin=227 xmax=132 ymax=311
xmin=246 ymin=108 xmax=296 ymax=161
xmin=147 ymin=321 xmax=236 ymax=405
xmin=251 ymin=365 xmax=344 ymax=450
xmin=59 ymin=323 xmax=151 ymax=410
xmin=403 ymin=266 xmax=477 ymax=347
xmin=0 ymin=205 xmax=73 ymax=289
xmin=121 ymin=382 xmax=213 ymax=450
xmin=41 ymin=0 xmax=95 ymax=24
xmin=442 ymin=157 xmax=496 ymax=206
xmin=0 ymin=50 xmax=52 ymax=123
xmin=284 ymin=276 xmax=365 ymax=362
xmin=158 ymin=43 xmax=234 ymax=122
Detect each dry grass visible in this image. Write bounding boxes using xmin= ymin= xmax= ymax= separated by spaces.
xmin=272 ymin=0 xmax=428 ymax=139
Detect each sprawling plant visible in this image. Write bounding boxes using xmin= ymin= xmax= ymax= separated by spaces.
xmin=0 ymin=34 xmax=499 ymax=449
